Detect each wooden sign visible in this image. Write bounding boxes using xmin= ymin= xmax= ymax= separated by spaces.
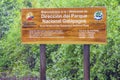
xmin=21 ymin=7 xmax=107 ymax=44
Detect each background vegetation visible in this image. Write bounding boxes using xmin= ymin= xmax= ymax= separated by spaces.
xmin=0 ymin=0 xmax=120 ymax=80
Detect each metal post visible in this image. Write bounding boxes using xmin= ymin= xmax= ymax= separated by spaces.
xmin=83 ymin=45 xmax=90 ymax=80
xmin=40 ymin=44 xmax=46 ymax=80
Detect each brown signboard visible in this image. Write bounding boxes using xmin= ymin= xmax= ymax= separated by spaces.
xmin=21 ymin=7 xmax=107 ymax=44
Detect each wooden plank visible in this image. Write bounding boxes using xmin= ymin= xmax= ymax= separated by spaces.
xmin=21 ymin=7 xmax=107 ymax=44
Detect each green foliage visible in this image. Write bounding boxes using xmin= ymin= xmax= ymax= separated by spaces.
xmin=47 ymin=45 xmax=83 ymax=80
xmin=0 ymin=0 xmax=120 ymax=79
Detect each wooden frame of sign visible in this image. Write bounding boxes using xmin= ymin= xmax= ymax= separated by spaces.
xmin=21 ymin=7 xmax=107 ymax=44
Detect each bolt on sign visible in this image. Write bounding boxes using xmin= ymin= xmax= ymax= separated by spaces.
xmin=21 ymin=7 xmax=107 ymax=44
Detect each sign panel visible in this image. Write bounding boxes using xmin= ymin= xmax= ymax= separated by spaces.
xmin=21 ymin=7 xmax=107 ymax=44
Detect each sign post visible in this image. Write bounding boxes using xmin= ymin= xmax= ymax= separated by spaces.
xmin=84 ymin=45 xmax=90 ymax=80
xmin=21 ymin=7 xmax=107 ymax=80
xmin=40 ymin=44 xmax=46 ymax=80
